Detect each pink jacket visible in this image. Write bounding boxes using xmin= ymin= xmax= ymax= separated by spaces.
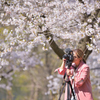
xmin=56 ymin=61 xmax=94 ymax=100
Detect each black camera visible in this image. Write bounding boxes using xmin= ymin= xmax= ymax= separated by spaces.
xmin=63 ymin=48 xmax=74 ymax=68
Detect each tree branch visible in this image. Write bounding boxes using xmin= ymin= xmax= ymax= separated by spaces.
xmin=1 ymin=68 xmax=13 ymax=79
xmin=44 ymin=30 xmax=65 ymax=59
xmin=78 ymin=0 xmax=84 ymax=4
xmin=77 ymin=36 xmax=92 ymax=60
xmin=91 ymin=67 xmax=100 ymax=70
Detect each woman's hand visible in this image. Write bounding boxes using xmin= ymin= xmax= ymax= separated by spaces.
xmin=66 ymin=69 xmax=72 ymax=76
xmin=63 ymin=58 xmax=66 ymax=62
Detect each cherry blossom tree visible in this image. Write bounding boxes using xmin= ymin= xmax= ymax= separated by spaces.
xmin=0 ymin=0 xmax=100 ymax=99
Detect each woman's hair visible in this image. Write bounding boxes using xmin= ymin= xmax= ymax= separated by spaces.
xmin=73 ymin=49 xmax=86 ymax=63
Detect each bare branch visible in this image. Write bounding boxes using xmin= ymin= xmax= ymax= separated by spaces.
xmin=91 ymin=67 xmax=100 ymax=70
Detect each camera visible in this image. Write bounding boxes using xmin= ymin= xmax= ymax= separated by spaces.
xmin=63 ymin=48 xmax=74 ymax=67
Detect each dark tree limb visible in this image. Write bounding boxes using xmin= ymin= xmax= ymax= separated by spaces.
xmin=91 ymin=67 xmax=100 ymax=70
xmin=48 ymin=38 xmax=65 ymax=59
xmin=1 ymin=68 xmax=13 ymax=79
xmin=78 ymin=0 xmax=84 ymax=4
xmin=77 ymin=36 xmax=92 ymax=60
xmin=41 ymin=29 xmax=65 ymax=59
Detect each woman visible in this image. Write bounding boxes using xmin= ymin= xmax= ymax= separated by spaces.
xmin=56 ymin=49 xmax=94 ymax=100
